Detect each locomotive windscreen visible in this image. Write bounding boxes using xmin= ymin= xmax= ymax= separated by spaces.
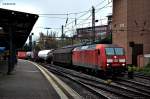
xmin=105 ymin=48 xmax=124 ymax=55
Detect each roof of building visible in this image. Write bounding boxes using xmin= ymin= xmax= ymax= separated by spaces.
xmin=0 ymin=8 xmax=38 ymax=49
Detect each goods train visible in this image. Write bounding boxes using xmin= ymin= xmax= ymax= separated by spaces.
xmin=24 ymin=44 xmax=127 ymax=76
xmin=52 ymin=44 xmax=126 ymax=75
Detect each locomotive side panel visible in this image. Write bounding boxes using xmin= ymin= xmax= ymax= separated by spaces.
xmin=72 ymin=45 xmax=101 ymax=70
xmin=73 ymin=44 xmax=127 ymax=75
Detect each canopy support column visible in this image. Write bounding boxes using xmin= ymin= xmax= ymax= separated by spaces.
xmin=7 ymin=26 xmax=15 ymax=75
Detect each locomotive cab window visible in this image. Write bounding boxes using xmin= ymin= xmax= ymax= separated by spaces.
xmin=114 ymin=48 xmax=124 ymax=55
xmin=105 ymin=48 xmax=115 ymax=55
xmin=105 ymin=48 xmax=124 ymax=55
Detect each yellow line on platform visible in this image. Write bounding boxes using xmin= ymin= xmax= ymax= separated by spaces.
xmin=28 ymin=61 xmax=69 ymax=99
xmin=40 ymin=65 xmax=82 ymax=99
xmin=27 ymin=60 xmax=82 ymax=99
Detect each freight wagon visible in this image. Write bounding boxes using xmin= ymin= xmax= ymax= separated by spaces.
xmin=17 ymin=51 xmax=27 ymax=59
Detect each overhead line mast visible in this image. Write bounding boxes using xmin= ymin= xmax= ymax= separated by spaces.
xmin=92 ymin=6 xmax=95 ymax=42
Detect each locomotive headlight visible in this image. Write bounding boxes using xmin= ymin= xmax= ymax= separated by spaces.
xmin=122 ymin=64 xmax=125 ymax=66
xmin=119 ymin=59 xmax=126 ymax=62
xmin=107 ymin=59 xmax=113 ymax=63
xmin=107 ymin=64 xmax=110 ymax=66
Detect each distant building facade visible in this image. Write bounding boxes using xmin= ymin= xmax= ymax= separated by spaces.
xmin=76 ymin=16 xmax=112 ymax=43
xmin=76 ymin=25 xmax=109 ymax=41
xmin=112 ymin=0 xmax=150 ymax=66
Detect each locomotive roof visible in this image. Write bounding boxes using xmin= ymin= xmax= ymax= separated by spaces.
xmin=73 ymin=44 xmax=121 ymax=51
xmin=53 ymin=43 xmax=122 ymax=53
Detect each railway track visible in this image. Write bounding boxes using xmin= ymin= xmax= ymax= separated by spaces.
xmin=134 ymin=73 xmax=150 ymax=80
xmin=121 ymin=74 xmax=150 ymax=88
xmin=114 ymin=78 xmax=150 ymax=96
xmin=40 ymin=63 xmax=150 ymax=99
xmin=121 ymin=72 xmax=150 ymax=86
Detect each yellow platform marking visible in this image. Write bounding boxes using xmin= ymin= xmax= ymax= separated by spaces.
xmin=40 ymin=66 xmax=82 ymax=99
xmin=28 ymin=61 xmax=69 ymax=99
xmin=27 ymin=60 xmax=82 ymax=99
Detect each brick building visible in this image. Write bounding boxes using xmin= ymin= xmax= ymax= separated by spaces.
xmin=112 ymin=0 xmax=150 ymax=66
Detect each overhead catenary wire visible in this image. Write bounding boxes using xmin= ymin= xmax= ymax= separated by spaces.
xmin=95 ymin=0 xmax=107 ymax=7
xmin=38 ymin=8 xmax=92 ymax=33
xmin=64 ymin=15 xmax=92 ymax=33
xmin=37 ymin=0 xmax=112 ymax=37
xmin=64 ymin=18 xmax=107 ymax=34
xmin=39 ymin=15 xmax=94 ymax=20
xmin=77 ymin=4 xmax=112 ymax=28
xmin=95 ymin=0 xmax=112 ymax=13
xmin=64 ymin=1 xmax=112 ymax=34
xmin=76 ymin=18 xmax=107 ymax=27
xmin=38 ymin=9 xmax=91 ymax=16
xmin=38 ymin=6 xmax=112 ymax=21
xmin=38 ymin=13 xmax=68 ymax=16
xmin=65 ymin=10 xmax=92 ymax=27
xmin=37 ymin=0 xmax=112 ymax=29
xmin=66 ymin=1 xmax=112 ymax=27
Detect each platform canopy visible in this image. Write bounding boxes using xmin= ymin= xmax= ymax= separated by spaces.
xmin=0 ymin=8 xmax=38 ymax=49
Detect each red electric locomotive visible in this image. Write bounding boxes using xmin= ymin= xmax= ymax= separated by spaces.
xmin=72 ymin=44 xmax=126 ymax=75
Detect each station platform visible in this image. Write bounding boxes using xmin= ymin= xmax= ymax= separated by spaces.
xmin=0 ymin=59 xmax=60 ymax=99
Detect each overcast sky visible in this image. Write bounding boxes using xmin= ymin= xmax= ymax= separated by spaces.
xmin=0 ymin=0 xmax=112 ymax=42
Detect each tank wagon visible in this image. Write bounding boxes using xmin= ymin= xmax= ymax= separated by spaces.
xmin=52 ymin=44 xmax=127 ymax=75
xmin=38 ymin=49 xmax=53 ymax=63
